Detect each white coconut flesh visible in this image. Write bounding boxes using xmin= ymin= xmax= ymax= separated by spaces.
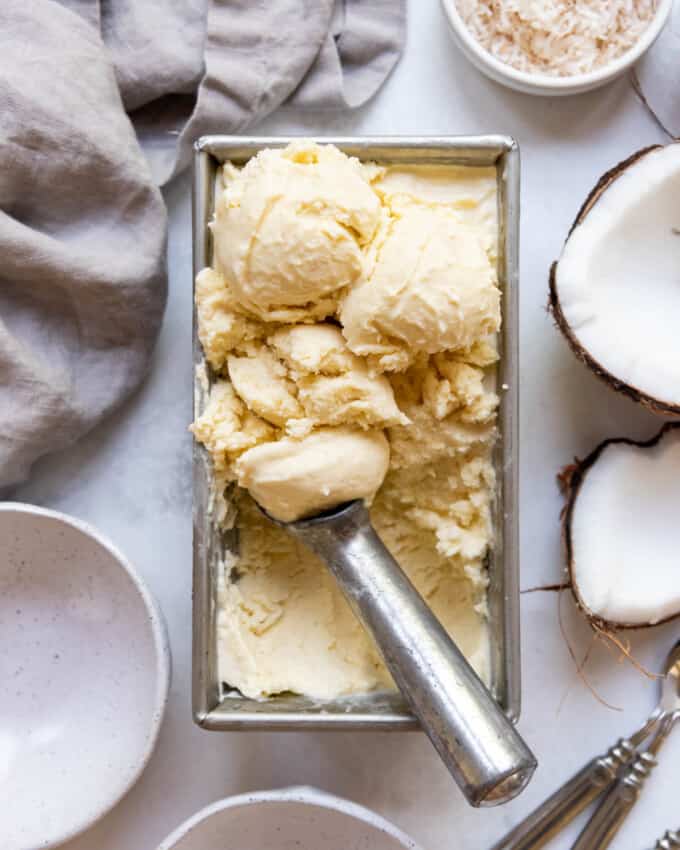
xmin=570 ymin=427 xmax=680 ymax=627
xmin=555 ymin=145 xmax=680 ymax=407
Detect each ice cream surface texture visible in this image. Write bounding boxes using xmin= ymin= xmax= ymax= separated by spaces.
xmin=213 ymin=142 xmax=381 ymax=323
xmin=341 ymin=205 xmax=500 ymax=372
xmin=235 ymin=427 xmax=390 ymax=524
xmin=191 ymin=141 xmax=501 ymax=700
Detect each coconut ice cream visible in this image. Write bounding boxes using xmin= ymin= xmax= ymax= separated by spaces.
xmin=235 ymin=427 xmax=390 ymax=523
xmin=341 ymin=204 xmax=500 ymax=372
xmin=192 ymin=142 xmax=501 ymax=700
xmin=213 ymin=142 xmax=381 ymax=323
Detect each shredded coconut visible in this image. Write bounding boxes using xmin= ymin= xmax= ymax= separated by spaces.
xmin=456 ymin=0 xmax=658 ymax=77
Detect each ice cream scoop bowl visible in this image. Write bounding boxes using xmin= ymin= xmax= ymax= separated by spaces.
xmin=263 ymin=499 xmax=537 ymax=807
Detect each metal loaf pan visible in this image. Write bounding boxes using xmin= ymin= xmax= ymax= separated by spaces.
xmin=192 ymin=136 xmax=520 ymax=730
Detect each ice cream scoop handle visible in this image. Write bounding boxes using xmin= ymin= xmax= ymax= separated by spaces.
xmin=286 ymin=501 xmax=536 ymax=807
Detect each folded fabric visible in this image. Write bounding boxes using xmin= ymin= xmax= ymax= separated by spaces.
xmin=0 ymin=2 xmax=167 ymax=489
xmin=0 ymin=0 xmax=404 ymax=490
xmin=77 ymin=0 xmax=407 ymax=183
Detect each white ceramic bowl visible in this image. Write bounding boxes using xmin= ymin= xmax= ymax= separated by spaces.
xmin=441 ymin=0 xmax=673 ymax=96
xmin=0 ymin=503 xmax=170 ymax=850
xmin=158 ymin=788 xmax=422 ymax=850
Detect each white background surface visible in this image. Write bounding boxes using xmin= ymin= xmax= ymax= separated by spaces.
xmin=12 ymin=1 xmax=680 ymax=848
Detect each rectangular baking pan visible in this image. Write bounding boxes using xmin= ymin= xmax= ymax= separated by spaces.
xmin=192 ymin=136 xmax=520 ymax=730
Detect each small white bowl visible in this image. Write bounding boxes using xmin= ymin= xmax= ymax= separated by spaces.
xmin=0 ymin=503 xmax=170 ymax=850
xmin=158 ymin=787 xmax=422 ymax=850
xmin=441 ymin=0 xmax=673 ymax=96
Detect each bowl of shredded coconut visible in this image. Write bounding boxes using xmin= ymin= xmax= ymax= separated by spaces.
xmin=441 ymin=0 xmax=672 ymax=95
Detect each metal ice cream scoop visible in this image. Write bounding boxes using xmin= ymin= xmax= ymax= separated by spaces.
xmin=266 ymin=499 xmax=537 ymax=807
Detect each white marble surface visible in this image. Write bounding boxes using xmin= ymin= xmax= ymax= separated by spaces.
xmin=11 ymin=1 xmax=680 ymax=848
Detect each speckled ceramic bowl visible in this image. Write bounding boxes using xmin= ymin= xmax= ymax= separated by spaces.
xmin=0 ymin=503 xmax=170 ymax=850
xmin=158 ymin=788 xmax=422 ymax=850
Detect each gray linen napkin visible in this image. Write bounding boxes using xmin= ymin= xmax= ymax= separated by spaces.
xmin=0 ymin=2 xmax=168 ymax=488
xmin=0 ymin=0 xmax=405 ymax=489
xmin=85 ymin=0 xmax=407 ymax=183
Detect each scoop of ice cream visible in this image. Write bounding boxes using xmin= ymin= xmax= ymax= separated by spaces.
xmin=190 ymin=381 xmax=274 ymax=473
xmin=227 ymin=347 xmax=302 ymax=427
xmin=194 ymin=268 xmax=265 ymax=370
xmin=235 ymin=427 xmax=390 ymax=523
xmin=266 ymin=324 xmax=409 ymax=435
xmin=268 ymin=323 xmax=358 ymax=376
xmin=223 ymin=324 xmax=407 ymax=439
xmin=213 ymin=141 xmax=381 ymax=322
xmin=340 ymin=206 xmax=501 ymax=371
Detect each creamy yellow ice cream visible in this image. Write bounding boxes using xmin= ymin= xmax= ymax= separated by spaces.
xmin=213 ymin=142 xmax=381 ymax=323
xmin=235 ymin=427 xmax=390 ymax=523
xmin=341 ymin=205 xmax=500 ymax=372
xmin=194 ymin=267 xmax=265 ymax=371
xmin=191 ymin=141 xmax=501 ymax=700
xmin=192 ymin=321 xmax=408 ymax=520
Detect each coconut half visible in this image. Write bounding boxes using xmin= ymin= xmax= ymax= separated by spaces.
xmin=563 ymin=424 xmax=680 ymax=629
xmin=550 ymin=143 xmax=680 ymax=415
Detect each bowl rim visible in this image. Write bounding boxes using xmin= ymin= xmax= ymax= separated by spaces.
xmin=157 ymin=787 xmax=423 ymax=850
xmin=440 ymin=0 xmax=673 ymax=91
xmin=0 ymin=501 xmax=171 ymax=850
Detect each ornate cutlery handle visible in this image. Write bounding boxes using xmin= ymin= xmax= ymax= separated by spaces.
xmin=490 ymin=739 xmax=637 ymax=850
xmin=570 ymin=752 xmax=657 ymax=850
xmin=654 ymin=830 xmax=680 ymax=850
xmin=572 ymin=715 xmax=674 ymax=850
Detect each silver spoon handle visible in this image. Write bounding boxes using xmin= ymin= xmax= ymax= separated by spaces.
xmin=490 ymin=744 xmax=636 ymax=850
xmin=287 ymin=501 xmax=536 ymax=807
xmin=653 ymin=830 xmax=680 ymax=850
xmin=572 ymin=716 xmax=674 ymax=850
xmin=491 ymin=713 xmax=660 ymax=850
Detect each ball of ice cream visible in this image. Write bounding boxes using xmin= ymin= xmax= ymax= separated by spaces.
xmin=213 ymin=141 xmax=381 ymax=322
xmin=266 ymin=324 xmax=409 ymax=434
xmin=340 ymin=207 xmax=501 ymax=371
xmin=194 ymin=268 xmax=264 ymax=370
xmin=235 ymin=427 xmax=390 ymax=523
xmin=223 ymin=324 xmax=407 ymax=438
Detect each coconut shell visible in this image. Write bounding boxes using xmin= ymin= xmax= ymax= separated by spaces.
xmin=561 ymin=422 xmax=680 ymax=630
xmin=549 ymin=144 xmax=680 ymax=417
